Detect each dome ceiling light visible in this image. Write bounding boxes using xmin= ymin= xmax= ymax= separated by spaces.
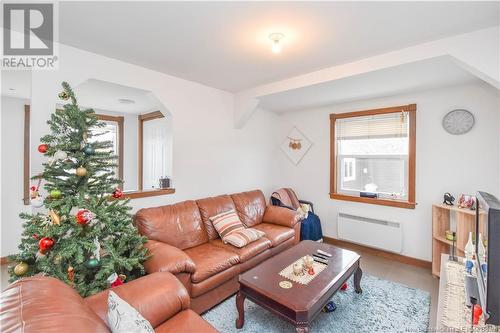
xmin=269 ymin=33 xmax=285 ymax=54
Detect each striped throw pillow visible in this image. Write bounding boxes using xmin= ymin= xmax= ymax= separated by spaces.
xmin=223 ymin=228 xmax=266 ymax=248
xmin=209 ymin=210 xmax=245 ymax=239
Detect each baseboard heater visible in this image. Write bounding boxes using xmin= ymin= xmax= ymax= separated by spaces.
xmin=337 ymin=213 xmax=402 ymax=253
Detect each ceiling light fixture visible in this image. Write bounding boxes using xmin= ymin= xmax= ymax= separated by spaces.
xmin=269 ymin=33 xmax=284 ymax=54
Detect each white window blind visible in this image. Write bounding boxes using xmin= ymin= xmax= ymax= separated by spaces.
xmin=335 ymin=111 xmax=409 ymax=200
xmin=142 ymin=117 xmax=169 ymax=189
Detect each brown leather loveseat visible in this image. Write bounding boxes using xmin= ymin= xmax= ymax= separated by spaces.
xmin=0 ymin=272 xmax=217 ymax=333
xmin=135 ymin=190 xmax=300 ymax=313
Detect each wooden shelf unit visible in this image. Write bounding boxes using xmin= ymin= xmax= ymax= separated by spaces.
xmin=432 ymin=204 xmax=479 ymax=277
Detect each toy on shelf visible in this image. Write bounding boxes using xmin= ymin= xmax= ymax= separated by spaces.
xmin=443 ymin=192 xmax=455 ymax=206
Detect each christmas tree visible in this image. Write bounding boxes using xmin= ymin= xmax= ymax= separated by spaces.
xmin=8 ymin=82 xmax=148 ymax=297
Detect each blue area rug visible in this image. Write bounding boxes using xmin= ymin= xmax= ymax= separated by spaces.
xmin=203 ymin=274 xmax=430 ymax=333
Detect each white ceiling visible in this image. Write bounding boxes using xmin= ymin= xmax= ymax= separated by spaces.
xmin=259 ymin=57 xmax=480 ymax=113
xmin=59 ymin=2 xmax=500 ymax=92
xmin=74 ymin=79 xmax=159 ymax=114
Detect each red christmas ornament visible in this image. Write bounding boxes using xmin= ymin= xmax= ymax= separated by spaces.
xmin=76 ymin=209 xmax=94 ymax=226
xmin=37 ymin=144 xmax=48 ymax=153
xmin=112 ymin=188 xmax=123 ymax=199
xmin=341 ymin=283 xmax=348 ymax=291
xmin=107 ymin=273 xmax=124 ymax=288
xmin=308 ymin=267 xmax=315 ymax=275
xmin=38 ymin=237 xmax=54 ymax=253
xmin=473 ymin=304 xmax=483 ymax=325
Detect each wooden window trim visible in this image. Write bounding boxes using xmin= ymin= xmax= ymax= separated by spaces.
xmin=95 ymin=114 xmax=124 ymax=184
xmin=23 ymin=105 xmax=30 ymax=205
xmin=329 ymin=104 xmax=416 ymax=209
xmin=138 ymin=111 xmax=165 ymax=191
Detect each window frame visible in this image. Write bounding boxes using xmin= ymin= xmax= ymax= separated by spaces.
xmin=330 ymin=104 xmax=416 ymax=209
xmin=95 ymin=114 xmax=124 ymax=184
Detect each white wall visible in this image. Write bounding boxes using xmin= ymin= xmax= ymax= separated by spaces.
xmin=0 ymin=43 xmax=278 ymax=256
xmin=271 ymin=82 xmax=500 ymax=261
xmin=1 ymin=96 xmax=31 ymax=256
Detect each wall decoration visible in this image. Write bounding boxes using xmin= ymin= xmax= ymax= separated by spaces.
xmin=280 ymin=127 xmax=312 ymax=165
xmin=442 ymin=109 xmax=475 ymax=135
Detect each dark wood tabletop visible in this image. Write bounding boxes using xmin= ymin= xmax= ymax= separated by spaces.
xmin=236 ymin=240 xmax=362 ymax=332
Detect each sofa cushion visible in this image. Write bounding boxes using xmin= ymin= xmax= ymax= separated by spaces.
xmin=253 ymin=223 xmax=295 ymax=246
xmin=231 ymin=190 xmax=267 ymax=227
xmin=211 ymin=237 xmax=271 ymax=262
xmin=209 ymin=209 xmax=245 ymax=239
xmin=155 ymin=310 xmax=218 ymax=333
xmin=197 ymin=195 xmax=236 ymax=240
xmin=184 ymin=243 xmax=240 ymax=283
xmin=135 ymin=200 xmax=208 ymax=250
xmin=222 ymin=228 xmax=266 ymax=248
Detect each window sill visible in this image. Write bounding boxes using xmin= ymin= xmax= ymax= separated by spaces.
xmin=330 ymin=193 xmax=415 ymax=209
xmin=121 ymin=188 xmax=175 ymax=199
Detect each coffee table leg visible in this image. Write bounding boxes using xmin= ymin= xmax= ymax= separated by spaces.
xmin=236 ymin=291 xmax=245 ymax=329
xmin=296 ymin=326 xmax=309 ymax=333
xmin=354 ymin=266 xmax=363 ymax=294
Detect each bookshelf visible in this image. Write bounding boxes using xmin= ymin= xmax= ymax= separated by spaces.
xmin=432 ymin=204 xmax=481 ymax=277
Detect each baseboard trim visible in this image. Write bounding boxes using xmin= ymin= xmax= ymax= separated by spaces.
xmin=323 ymin=236 xmax=431 ymax=270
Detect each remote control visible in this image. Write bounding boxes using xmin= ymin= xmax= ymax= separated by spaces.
xmin=314 ymin=252 xmax=329 ymax=260
xmin=317 ymin=249 xmax=332 ymax=257
xmin=313 ymin=255 xmax=329 ymax=265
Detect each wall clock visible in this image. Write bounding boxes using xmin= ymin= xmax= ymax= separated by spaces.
xmin=442 ymin=109 xmax=475 ymax=135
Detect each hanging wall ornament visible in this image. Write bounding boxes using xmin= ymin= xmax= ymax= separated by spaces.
xmin=280 ymin=127 xmax=313 ymax=165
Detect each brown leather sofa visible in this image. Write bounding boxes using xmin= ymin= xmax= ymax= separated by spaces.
xmin=0 ymin=272 xmax=217 ymax=333
xmin=135 ymin=190 xmax=300 ymax=314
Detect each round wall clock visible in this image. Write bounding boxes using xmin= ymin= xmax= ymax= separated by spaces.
xmin=442 ymin=109 xmax=475 ymax=135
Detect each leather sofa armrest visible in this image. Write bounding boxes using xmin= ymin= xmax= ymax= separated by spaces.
xmin=85 ymin=272 xmax=190 ymax=328
xmin=263 ymin=205 xmax=300 ymax=228
xmin=144 ymin=240 xmax=196 ymax=275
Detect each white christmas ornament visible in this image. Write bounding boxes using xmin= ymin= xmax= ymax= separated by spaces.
xmin=54 ymin=150 xmax=68 ymax=161
xmin=30 ymin=196 xmax=44 ymax=208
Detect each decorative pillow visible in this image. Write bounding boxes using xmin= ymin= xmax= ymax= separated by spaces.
xmin=107 ymin=291 xmax=154 ymax=333
xmin=223 ymin=228 xmax=266 ymax=248
xmin=209 ymin=209 xmax=245 ymax=239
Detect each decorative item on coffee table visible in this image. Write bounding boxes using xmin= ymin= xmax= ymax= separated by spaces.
xmin=279 ymin=255 xmax=328 ymax=285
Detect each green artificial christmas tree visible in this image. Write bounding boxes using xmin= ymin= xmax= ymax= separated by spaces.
xmin=8 ymin=82 xmax=148 ymax=296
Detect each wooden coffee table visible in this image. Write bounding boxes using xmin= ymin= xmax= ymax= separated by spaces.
xmin=236 ymin=240 xmax=362 ymax=333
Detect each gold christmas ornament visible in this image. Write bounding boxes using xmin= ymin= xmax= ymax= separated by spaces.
xmin=118 ymin=274 xmax=127 ymax=281
xmin=54 ymin=254 xmax=62 ymax=265
xmin=76 ymin=166 xmax=87 ymax=177
xmin=14 ymin=262 xmax=29 ymax=276
xmin=58 ymin=91 xmax=70 ymax=100
xmin=49 ymin=210 xmax=61 ymax=225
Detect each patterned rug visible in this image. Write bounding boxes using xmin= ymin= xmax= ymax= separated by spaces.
xmin=203 ymin=274 xmax=430 ymax=333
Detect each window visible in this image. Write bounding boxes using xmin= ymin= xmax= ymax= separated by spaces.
xmin=89 ymin=114 xmax=124 ymax=183
xmin=330 ymin=104 xmax=416 ymax=209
